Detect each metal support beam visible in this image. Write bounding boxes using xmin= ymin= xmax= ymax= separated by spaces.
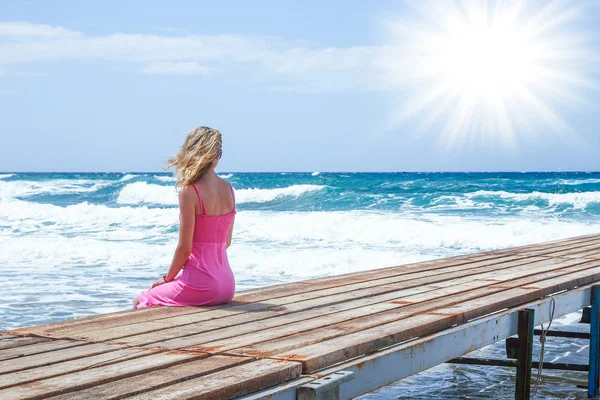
xmin=297 ymin=371 xmax=354 ymax=400
xmin=588 ymin=286 xmax=600 ymax=398
xmin=447 ymin=356 xmax=588 ymax=372
xmin=515 ymin=308 xmax=534 ymax=400
xmin=533 ymin=329 xmax=589 ymax=339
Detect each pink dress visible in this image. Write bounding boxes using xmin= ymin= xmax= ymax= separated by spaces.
xmin=136 ymin=183 xmax=236 ymax=308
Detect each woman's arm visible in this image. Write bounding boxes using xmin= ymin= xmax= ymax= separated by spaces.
xmin=155 ymin=187 xmax=196 ymax=286
xmin=226 ymin=184 xmax=235 ymax=249
xmin=226 ymin=215 xmax=235 ymax=249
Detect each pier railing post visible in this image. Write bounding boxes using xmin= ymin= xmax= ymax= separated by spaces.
xmin=515 ymin=308 xmax=534 ymax=400
xmin=588 ymin=285 xmax=600 ymax=398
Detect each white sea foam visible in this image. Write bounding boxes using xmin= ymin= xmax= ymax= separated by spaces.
xmin=154 ymin=175 xmax=176 ymax=182
xmin=116 ymin=182 xmax=326 ymax=205
xmin=119 ymin=174 xmax=137 ymax=181
xmin=116 ymin=182 xmax=178 ymax=205
xmin=0 ymin=174 xmax=14 ymax=180
xmin=0 ymin=179 xmax=110 ymax=199
xmin=219 ymin=173 xmax=233 ymax=179
xmin=236 ymin=184 xmax=325 ymax=203
xmin=556 ymin=178 xmax=600 ymax=185
xmin=465 ymin=190 xmax=600 ymax=209
xmin=2 ymin=201 xmax=597 ymax=271
xmin=312 ymin=171 xmax=320 ymax=176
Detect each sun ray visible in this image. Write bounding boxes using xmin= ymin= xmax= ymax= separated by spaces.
xmin=383 ymin=0 xmax=599 ymax=148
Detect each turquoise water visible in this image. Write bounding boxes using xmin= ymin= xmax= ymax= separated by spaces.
xmin=1 ymin=171 xmax=599 ymax=398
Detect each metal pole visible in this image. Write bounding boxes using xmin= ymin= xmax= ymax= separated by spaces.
xmin=588 ymin=285 xmax=600 ymax=398
xmin=515 ymin=308 xmax=534 ymax=400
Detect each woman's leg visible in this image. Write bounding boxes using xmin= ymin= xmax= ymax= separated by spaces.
xmin=133 ymin=295 xmax=140 ymax=309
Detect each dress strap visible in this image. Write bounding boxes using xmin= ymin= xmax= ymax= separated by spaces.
xmin=228 ymin=182 xmax=236 ymax=212
xmin=191 ymin=184 xmax=206 ymax=215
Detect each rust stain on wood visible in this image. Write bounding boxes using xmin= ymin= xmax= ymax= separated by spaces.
xmin=181 ymin=345 xmax=224 ymax=353
xmin=275 ymin=353 xmax=308 ymax=361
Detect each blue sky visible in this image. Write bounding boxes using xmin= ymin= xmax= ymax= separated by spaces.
xmin=0 ymin=0 xmax=599 ymax=172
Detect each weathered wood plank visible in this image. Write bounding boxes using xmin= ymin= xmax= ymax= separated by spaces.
xmin=0 ymin=337 xmax=49 ymax=351
xmin=81 ymin=255 xmax=553 ymax=342
xmin=0 ymin=351 xmax=205 ymax=400
xmin=552 ymin=246 xmax=600 ymax=260
xmin=132 ymin=257 xmax=592 ymax=352
xmin=216 ymin=260 xmax=599 ymax=359
xmin=46 ymin=356 xmax=250 ymax=400
xmin=11 ymin=235 xmax=598 ymax=339
xmin=0 ymin=348 xmax=156 ymax=389
xmin=265 ymin=266 xmax=600 ymax=372
xmin=541 ymin=242 xmax=600 ymax=259
xmin=126 ymin=359 xmax=303 ymax=400
xmin=0 ymin=343 xmax=128 ymax=375
xmin=0 ymin=340 xmax=85 ymax=362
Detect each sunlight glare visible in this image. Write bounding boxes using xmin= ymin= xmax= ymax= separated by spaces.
xmin=383 ymin=0 xmax=597 ymax=148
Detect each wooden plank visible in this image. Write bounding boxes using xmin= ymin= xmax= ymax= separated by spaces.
xmin=126 ymin=359 xmax=303 ymax=400
xmin=214 ymin=260 xmax=599 ymax=358
xmin=11 ymin=235 xmax=598 ymax=339
xmin=0 ymin=340 xmax=85 ymax=362
xmin=131 ymin=257 xmax=593 ymax=352
xmin=0 ymin=351 xmax=206 ymax=400
xmin=0 ymin=348 xmax=156 ymax=389
xmin=82 ymin=255 xmax=554 ymax=342
xmin=264 ymin=266 xmax=600 ymax=372
xmin=541 ymin=242 xmax=600 ymax=259
xmin=45 ymin=356 xmax=251 ymax=400
xmin=0 ymin=343 xmax=128 ymax=375
xmin=0 ymin=337 xmax=49 ymax=351
xmin=552 ymin=246 xmax=600 ymax=260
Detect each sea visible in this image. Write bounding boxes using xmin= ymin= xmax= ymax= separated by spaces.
xmin=1 ymin=171 xmax=599 ymax=399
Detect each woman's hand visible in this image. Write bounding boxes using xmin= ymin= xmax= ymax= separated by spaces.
xmin=152 ymin=276 xmax=167 ymax=288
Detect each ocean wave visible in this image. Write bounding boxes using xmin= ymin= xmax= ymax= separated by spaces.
xmin=555 ymin=178 xmax=600 ymax=185
xmin=0 ymin=174 xmax=14 ymax=180
xmin=154 ymin=175 xmax=176 ymax=182
xmin=219 ymin=173 xmax=234 ymax=179
xmin=236 ymin=184 xmax=326 ymax=203
xmin=117 ymin=182 xmax=178 ymax=205
xmin=1 ymin=207 xmax=598 ymax=274
xmin=465 ymin=190 xmax=600 ymax=209
xmin=0 ymin=198 xmax=177 ymax=243
xmin=312 ymin=172 xmax=320 ymax=176
xmin=119 ymin=174 xmax=137 ymax=182
xmin=0 ymin=179 xmax=111 ymax=199
xmin=116 ymin=182 xmax=326 ymax=205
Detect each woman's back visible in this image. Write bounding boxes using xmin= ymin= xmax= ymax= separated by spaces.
xmin=190 ymin=180 xmax=236 ymax=244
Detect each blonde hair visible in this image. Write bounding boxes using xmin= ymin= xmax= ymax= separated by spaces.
xmin=167 ymin=127 xmax=222 ymax=187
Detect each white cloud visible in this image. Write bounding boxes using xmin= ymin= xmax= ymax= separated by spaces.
xmin=0 ymin=21 xmax=82 ymax=39
xmin=142 ymin=61 xmax=212 ymax=75
xmin=0 ymin=21 xmax=384 ymax=90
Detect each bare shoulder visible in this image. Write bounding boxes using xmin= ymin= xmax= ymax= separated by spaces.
xmin=178 ymin=185 xmax=197 ymax=204
xmin=216 ymin=177 xmax=233 ymax=191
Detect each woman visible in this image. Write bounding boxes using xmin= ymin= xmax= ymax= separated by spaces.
xmin=134 ymin=127 xmax=236 ymax=309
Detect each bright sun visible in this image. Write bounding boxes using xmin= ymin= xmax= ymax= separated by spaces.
xmin=384 ymin=0 xmax=597 ymax=148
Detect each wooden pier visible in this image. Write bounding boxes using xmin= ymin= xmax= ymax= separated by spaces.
xmin=2 ymin=234 xmax=600 ymax=399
